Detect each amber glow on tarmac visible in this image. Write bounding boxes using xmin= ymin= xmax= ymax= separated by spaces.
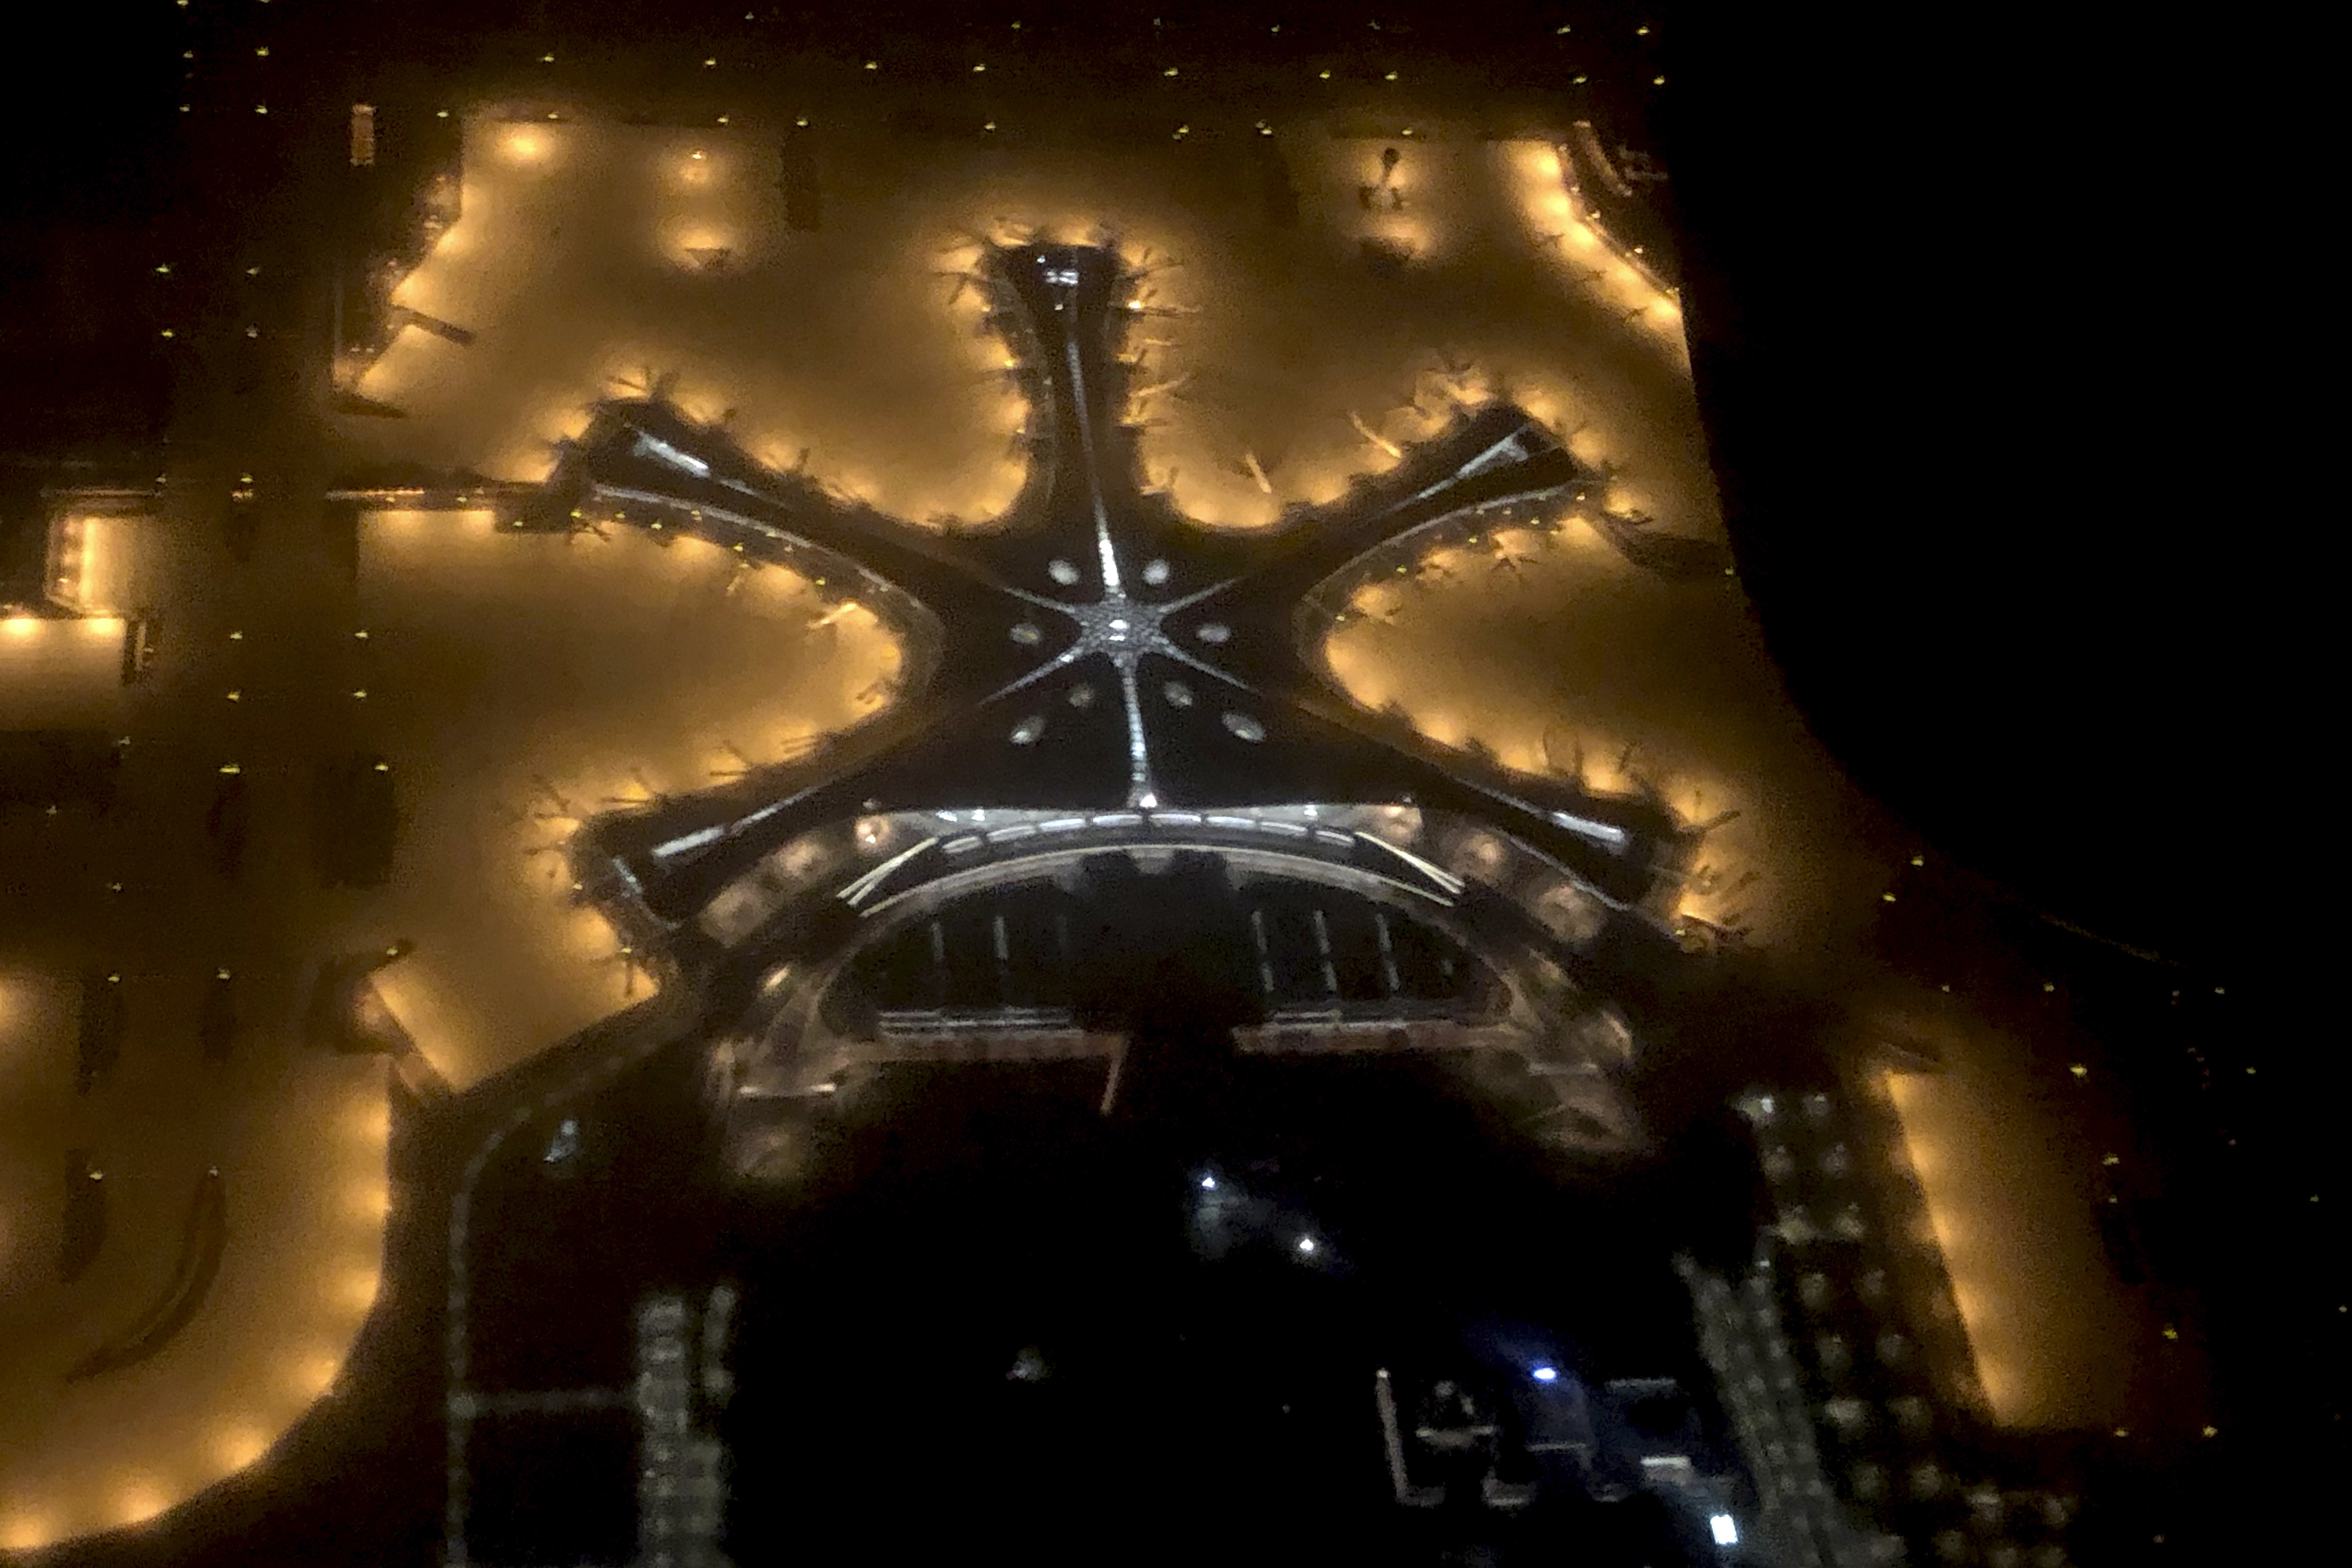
xmin=344 ymin=119 xmax=1047 ymax=529
xmin=498 ymin=124 xmax=553 ymax=166
xmin=0 ymin=987 xmax=389 ymax=1554
xmin=1316 ymin=517 xmax=1814 ymax=946
xmin=209 ymin=1424 xmax=270 ymax=1473
xmin=73 ymin=517 xmax=108 ymax=612
xmin=0 ymin=613 xmax=123 ymax=730
xmin=1883 ymin=1065 xmax=2136 ymax=1429
xmin=42 ymin=512 xmax=128 ymax=615
xmin=0 ymin=1513 xmax=53 ymax=1552
xmin=1078 ymin=131 xmax=1699 ymax=539
xmin=350 ymin=511 xmax=899 ymax=1089
xmin=1 ymin=465 xmax=898 ymax=1541
xmin=0 ymin=106 xmax=1992 ymax=1555
xmin=1492 ymin=140 xmax=1688 ymax=360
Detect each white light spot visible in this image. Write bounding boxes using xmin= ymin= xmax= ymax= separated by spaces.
xmin=1010 ymin=715 xmax=1044 ymax=745
xmin=1195 ymin=621 xmax=1230 ymax=644
xmin=1710 ymin=1514 xmax=1740 ymax=1546
xmin=1296 ymin=1235 xmax=1317 ymax=1255
xmin=1221 ymin=711 xmax=1265 ymax=743
xmin=1532 ymin=1365 xmax=1558 ymax=1383
xmin=1142 ymin=558 xmax=1171 ymax=586
xmin=1048 ymin=558 xmax=1081 ymax=586
xmin=1163 ymin=681 xmax=1194 ymax=709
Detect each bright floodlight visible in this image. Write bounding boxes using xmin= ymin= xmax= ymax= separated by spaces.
xmin=1709 ymin=1513 xmax=1739 ymax=1546
xmin=1199 ymin=1174 xmax=1217 ymax=1190
xmin=1531 ymin=1365 xmax=1558 ymax=1383
xmin=1296 ymin=1236 xmax=1317 ymax=1255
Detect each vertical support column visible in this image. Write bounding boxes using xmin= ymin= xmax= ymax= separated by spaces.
xmin=1677 ymin=1253 xmax=1891 ymax=1568
xmin=635 ymin=1293 xmax=727 ymax=1568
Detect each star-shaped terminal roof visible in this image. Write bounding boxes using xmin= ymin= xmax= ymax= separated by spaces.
xmin=525 ymin=243 xmax=1709 ymax=947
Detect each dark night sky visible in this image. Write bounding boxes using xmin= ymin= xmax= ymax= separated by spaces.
xmin=1660 ymin=8 xmax=2246 ymax=974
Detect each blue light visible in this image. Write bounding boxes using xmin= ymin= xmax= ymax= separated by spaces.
xmin=1709 ymin=1513 xmax=1739 ymax=1546
xmin=1531 ymin=1364 xmax=1558 ymax=1383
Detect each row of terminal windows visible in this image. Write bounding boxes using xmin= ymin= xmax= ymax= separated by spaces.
xmin=837 ymin=877 xmax=1495 ymax=1023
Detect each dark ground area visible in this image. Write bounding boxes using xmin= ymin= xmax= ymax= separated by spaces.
xmin=718 ymin=1026 xmax=1755 ymax=1568
xmin=1659 ymin=10 xmax=2246 ymax=975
